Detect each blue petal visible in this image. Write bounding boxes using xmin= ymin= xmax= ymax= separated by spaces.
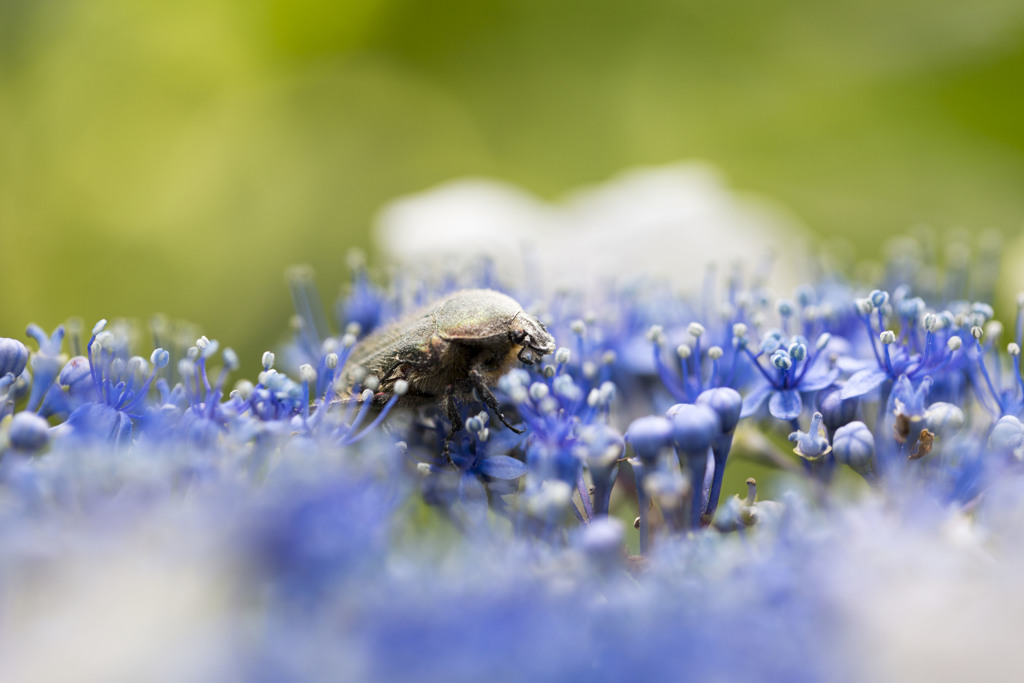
xmin=769 ymin=390 xmax=802 ymax=420
xmin=740 ymin=382 xmax=774 ymax=419
xmin=800 ymin=367 xmax=840 ymax=392
xmin=458 ymin=474 xmax=488 ymax=522
xmin=840 ymin=368 xmax=890 ymax=399
xmin=836 ymin=357 xmax=875 ymax=373
xmin=478 ymin=455 xmax=527 ymax=480
xmin=458 ymin=475 xmax=485 ymax=507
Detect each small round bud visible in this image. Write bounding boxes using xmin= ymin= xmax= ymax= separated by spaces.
xmin=392 ymin=379 xmax=408 ymax=396
xmin=8 ymin=411 xmax=50 ymax=452
xmin=599 ymin=381 xmax=617 ymax=405
xmin=985 ymin=321 xmax=1004 ymax=340
xmin=325 ymin=352 xmax=338 ymax=370
xmin=231 ymin=379 xmax=254 ymax=400
xmin=554 ymin=347 xmax=571 ymax=365
xmin=947 ymin=336 xmax=963 ymax=351
xmin=582 ymin=361 xmax=598 ymax=379
xmin=526 ymin=480 xmax=573 ymax=518
xmin=529 ymin=382 xmax=550 ymax=402
xmin=817 ymin=387 xmax=857 ymax=433
xmin=91 ymin=319 xmax=108 ymax=335
xmin=126 ymin=356 xmax=147 ymax=378
xmin=199 ymin=338 xmax=219 ymax=358
xmin=186 ymin=346 xmax=199 ymax=361
xmin=341 ymin=333 xmax=357 ymax=349
xmin=676 ymin=344 xmax=692 ymax=360
xmin=465 ymin=416 xmax=483 ymax=433
xmin=855 ymin=298 xmax=873 ymax=316
xmin=815 ymin=332 xmax=831 ymax=351
xmin=344 ymin=321 xmax=363 ymax=337
xmin=195 ymin=336 xmax=209 ymax=351
xmin=542 ymin=365 xmax=556 ymax=378
xmin=869 ymin=290 xmax=889 ymax=307
xmin=570 ymin=319 xmax=587 ymax=336
xmin=552 ymin=375 xmax=582 ymax=403
xmin=770 ymin=350 xmax=793 ymax=371
xmin=687 ymin=322 xmax=705 ymax=338
xmin=646 ymin=325 xmax=664 ymax=344
xmin=668 ymin=403 xmax=720 ymax=454
xmin=577 ymin=517 xmax=625 ymax=564
xmin=879 ymin=330 xmax=896 ymax=345
xmin=0 ymin=338 xmax=29 ymax=378
xmin=150 ymin=348 xmax=170 ymax=369
xmin=707 ymin=346 xmax=724 ymax=360
xmin=222 ymin=348 xmax=239 ymax=371
xmin=625 ymin=415 xmax=673 ymax=463
xmin=539 ymin=396 xmax=560 ymax=414
xmin=261 ymin=351 xmax=276 ymax=370
xmin=971 ymin=326 xmax=983 ymax=341
xmin=776 ymin=299 xmax=794 ymax=317
xmin=898 ymin=297 xmax=925 ymax=320
xmin=989 ymin=415 xmax=1024 ymax=458
xmin=972 ymin=302 xmax=995 ymax=322
xmin=923 ymin=313 xmax=937 ymax=332
xmin=347 ymin=365 xmax=367 ymax=383
xmin=178 ymin=359 xmax=196 ymax=378
xmin=759 ymin=331 xmax=784 ymax=354
xmin=360 ymin=388 xmax=374 ymax=402
xmin=508 ymin=385 xmax=529 ymax=404
xmin=695 ymin=387 xmax=743 ymax=433
xmin=787 ymin=342 xmax=807 ymax=362
xmin=1009 ymin=343 xmax=1021 ymax=357
xmin=601 ymin=350 xmax=617 ymax=365
xmin=924 ymin=402 xmax=964 ymax=437
xmin=732 ymin=323 xmax=748 ymax=338
xmin=299 ymin=364 xmax=317 ymax=384
xmin=832 ymin=421 xmax=875 ymax=473
xmin=363 ymin=375 xmax=380 ymax=391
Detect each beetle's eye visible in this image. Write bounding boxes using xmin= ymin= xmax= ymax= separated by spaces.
xmin=511 ymin=330 xmax=528 ymax=344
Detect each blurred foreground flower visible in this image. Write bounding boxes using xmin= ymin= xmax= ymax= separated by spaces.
xmin=2 ymin=217 xmax=1024 ymax=681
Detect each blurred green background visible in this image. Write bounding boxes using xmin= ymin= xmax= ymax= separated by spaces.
xmin=3 ymin=0 xmax=1024 ymax=366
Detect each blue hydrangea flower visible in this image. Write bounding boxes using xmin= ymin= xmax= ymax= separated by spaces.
xmin=740 ymin=330 xmax=839 ymax=421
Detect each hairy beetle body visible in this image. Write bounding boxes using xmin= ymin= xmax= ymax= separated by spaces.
xmin=339 ymin=289 xmax=555 ymax=460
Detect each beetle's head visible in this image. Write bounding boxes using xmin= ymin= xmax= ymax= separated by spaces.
xmin=510 ymin=313 xmax=556 ymax=365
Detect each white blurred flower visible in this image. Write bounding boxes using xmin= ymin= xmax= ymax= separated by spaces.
xmin=375 ymin=162 xmax=808 ymax=291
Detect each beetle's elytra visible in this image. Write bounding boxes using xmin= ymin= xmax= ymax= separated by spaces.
xmin=339 ymin=289 xmax=556 ymax=460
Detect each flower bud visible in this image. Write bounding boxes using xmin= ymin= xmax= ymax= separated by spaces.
xmin=625 ymin=416 xmax=674 ymax=463
xmin=832 ymin=421 xmax=876 ymax=474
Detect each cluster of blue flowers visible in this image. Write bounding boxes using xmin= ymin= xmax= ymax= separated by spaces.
xmin=1 ymin=249 xmax=1022 ymax=679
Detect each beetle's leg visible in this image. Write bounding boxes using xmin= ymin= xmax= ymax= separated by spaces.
xmin=378 ymin=359 xmax=405 ymax=383
xmin=441 ymin=388 xmax=463 ymax=467
xmin=469 ymin=367 xmax=524 ymax=435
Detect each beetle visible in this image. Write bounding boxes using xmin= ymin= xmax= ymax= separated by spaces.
xmin=338 ymin=289 xmax=556 ymax=461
